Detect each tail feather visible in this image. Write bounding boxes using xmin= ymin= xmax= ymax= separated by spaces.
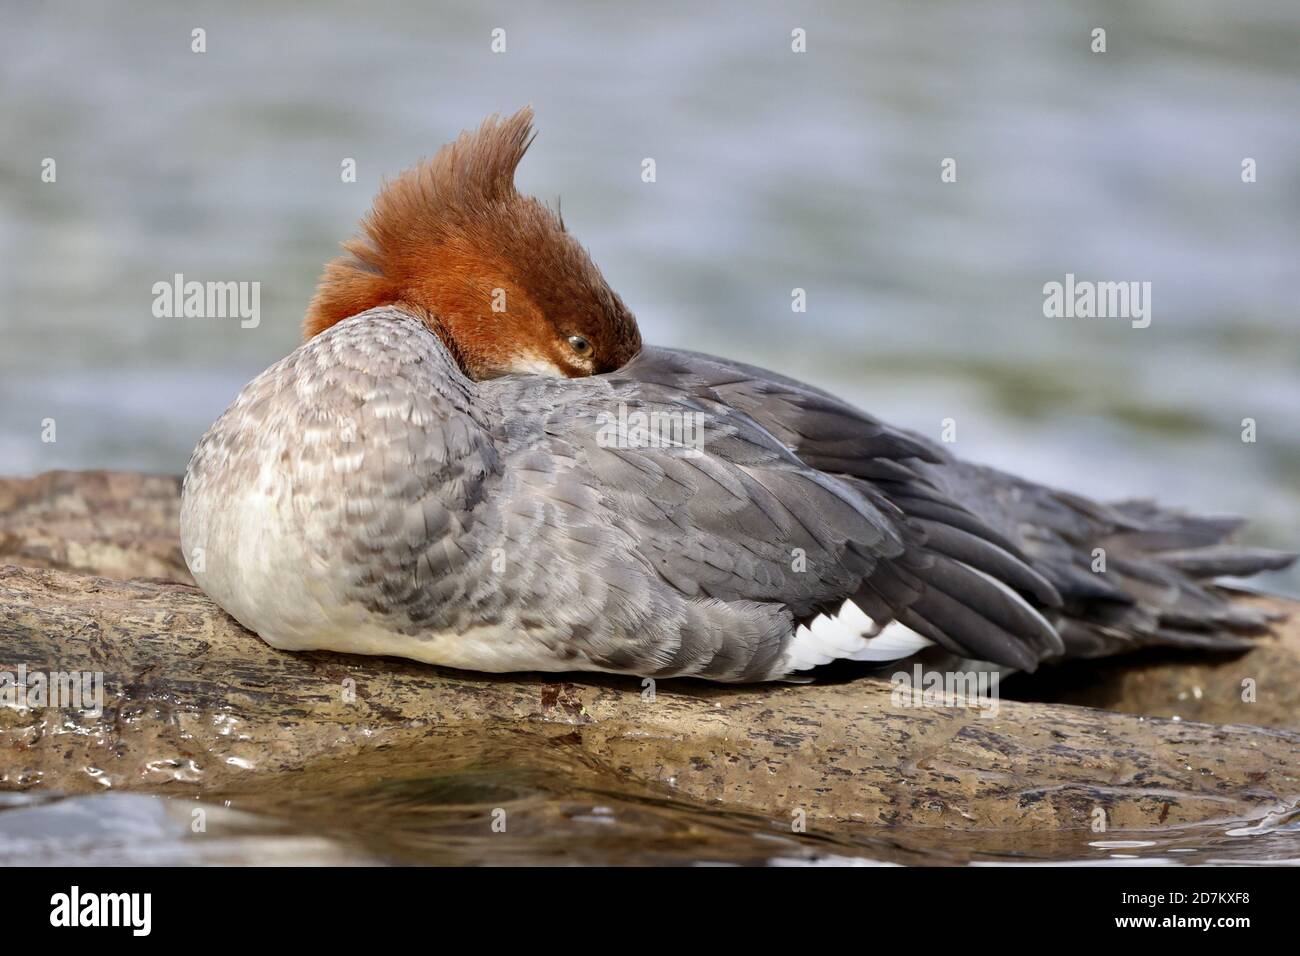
xmin=1153 ymin=546 xmax=1298 ymax=579
xmin=906 ymin=458 xmax=1296 ymax=667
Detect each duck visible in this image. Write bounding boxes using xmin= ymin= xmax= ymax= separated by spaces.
xmin=179 ymin=109 xmax=1295 ymax=683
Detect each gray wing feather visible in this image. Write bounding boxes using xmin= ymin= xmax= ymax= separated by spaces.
xmin=648 ymin=346 xmax=1294 ymax=664
xmin=479 ymin=367 xmax=911 ymax=679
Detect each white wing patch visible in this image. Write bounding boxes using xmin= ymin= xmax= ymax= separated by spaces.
xmin=781 ymin=598 xmax=933 ymax=674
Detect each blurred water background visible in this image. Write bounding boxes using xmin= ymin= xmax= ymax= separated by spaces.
xmin=1 ymin=1 xmax=1298 ymax=864
xmin=2 ymin=0 xmax=1297 ymax=588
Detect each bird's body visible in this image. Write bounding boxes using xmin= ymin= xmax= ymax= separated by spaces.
xmin=180 ymin=110 xmax=1293 ymax=681
xmin=183 ymin=308 xmax=925 ymax=680
xmin=182 ymin=308 xmax=1290 ymax=682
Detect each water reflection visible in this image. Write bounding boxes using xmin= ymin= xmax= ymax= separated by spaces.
xmin=5 ymin=764 xmax=1297 ymax=866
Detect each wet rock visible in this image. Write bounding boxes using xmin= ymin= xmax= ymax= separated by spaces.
xmin=0 ymin=470 xmax=1297 ymax=837
xmin=0 ymin=471 xmax=191 ymax=584
xmin=0 ymin=564 xmax=1297 ymax=835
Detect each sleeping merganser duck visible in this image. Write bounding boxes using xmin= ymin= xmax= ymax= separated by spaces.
xmin=180 ymin=109 xmax=1295 ymax=682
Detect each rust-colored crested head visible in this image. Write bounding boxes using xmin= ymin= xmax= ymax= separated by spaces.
xmin=304 ymin=108 xmax=642 ymax=380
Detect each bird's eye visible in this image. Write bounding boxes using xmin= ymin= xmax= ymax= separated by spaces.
xmin=567 ymin=335 xmax=593 ymax=356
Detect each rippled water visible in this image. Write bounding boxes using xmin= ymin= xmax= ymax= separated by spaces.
xmin=1 ymin=1 xmax=1297 ymax=864
xmin=5 ymin=756 xmax=1299 ymax=866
